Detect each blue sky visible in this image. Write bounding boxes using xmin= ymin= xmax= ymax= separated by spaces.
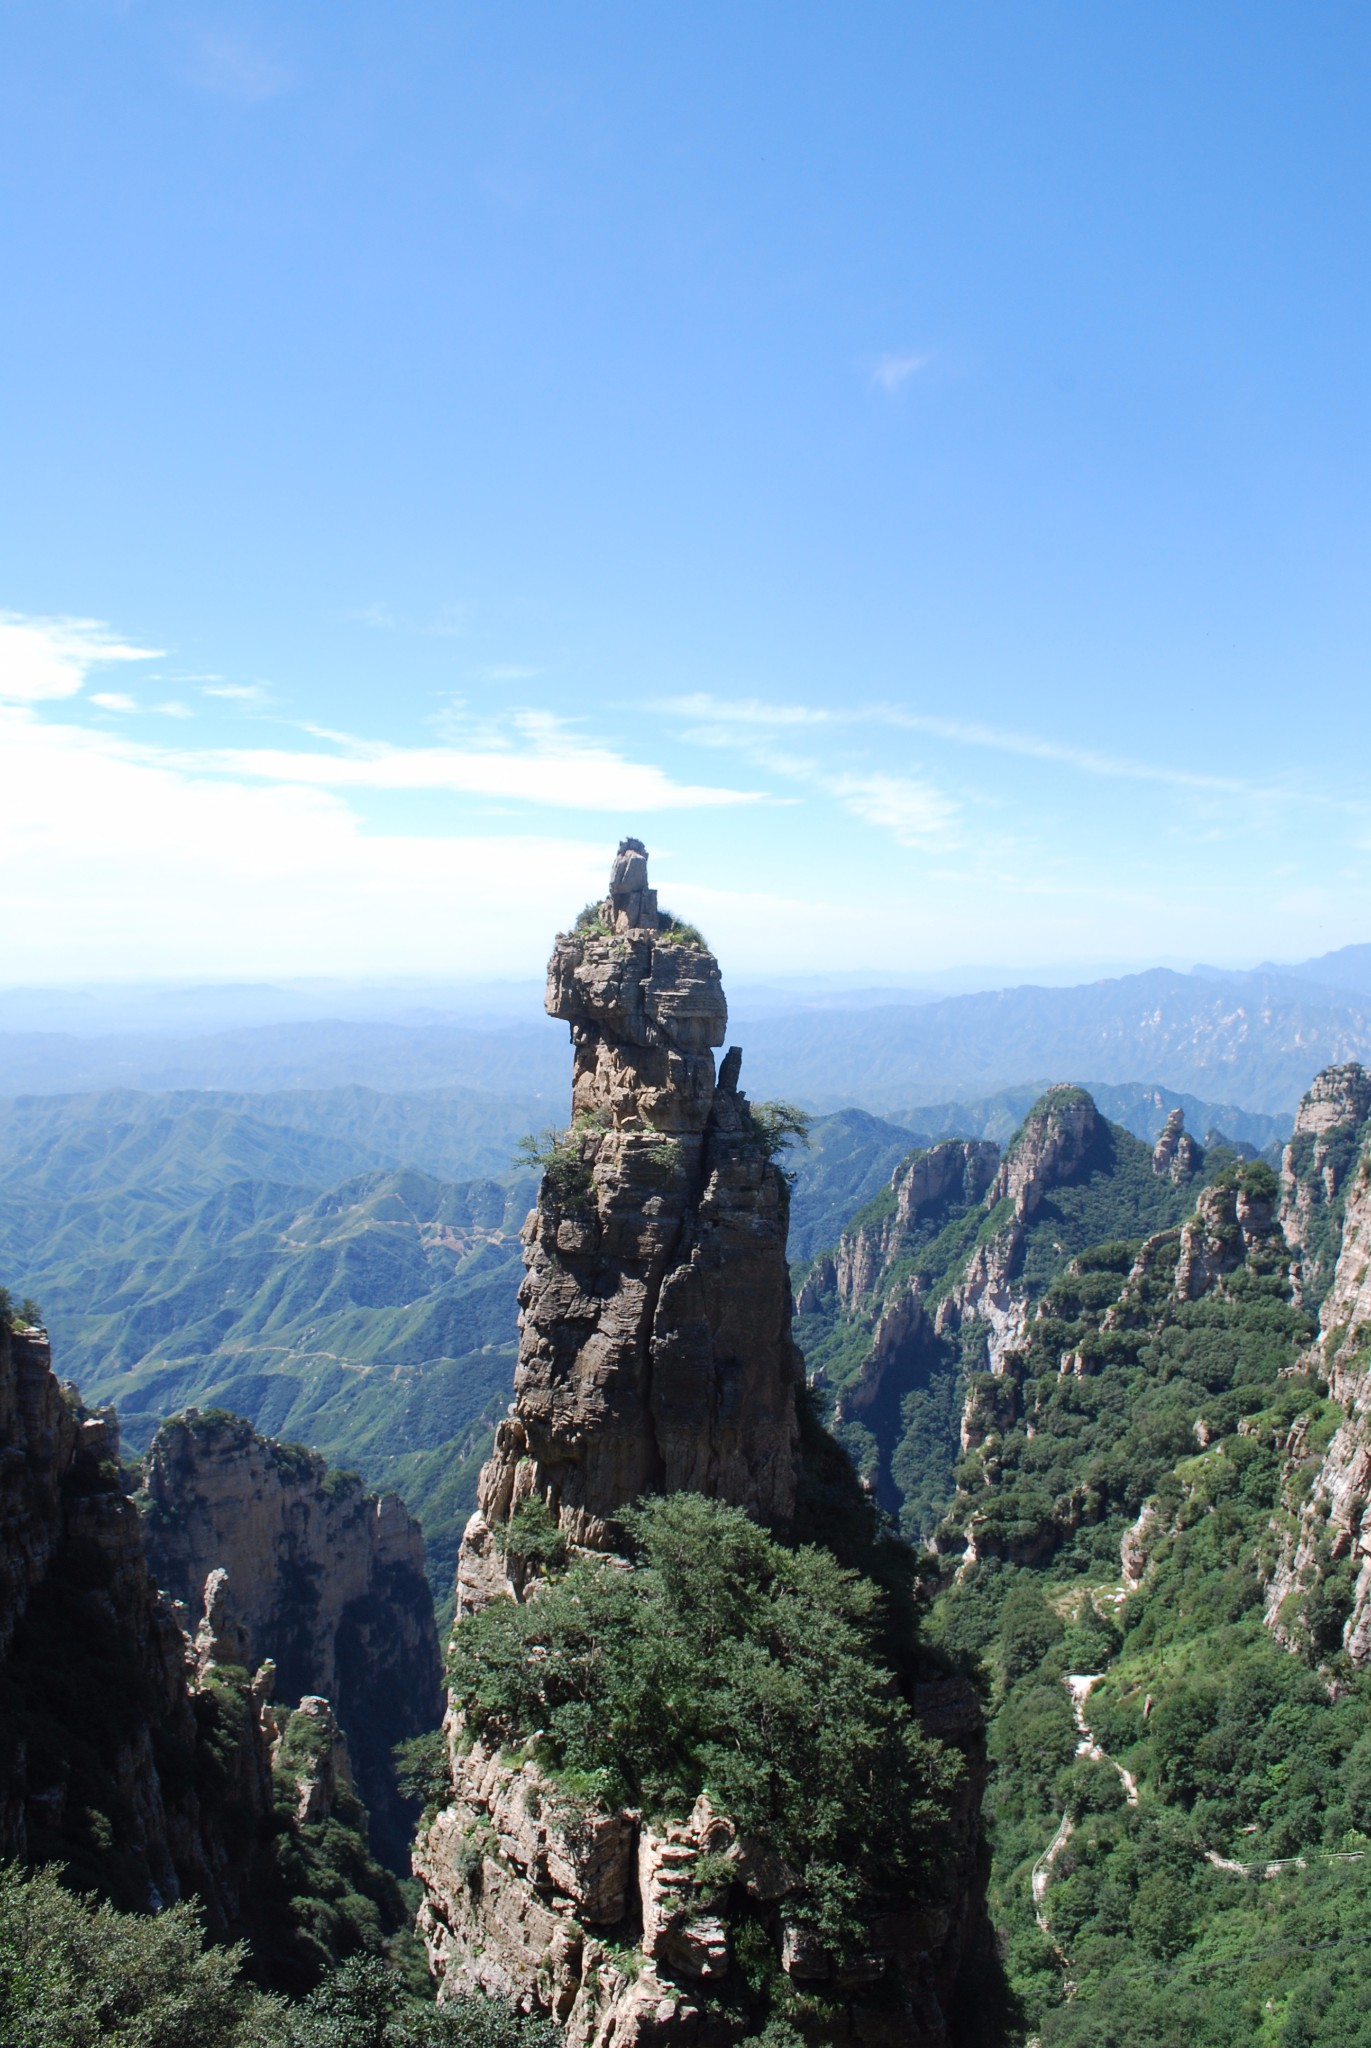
xmin=2 ymin=1 xmax=1368 ymax=984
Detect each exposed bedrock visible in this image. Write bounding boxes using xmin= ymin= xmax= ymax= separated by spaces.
xmin=140 ymin=1409 xmax=442 ymax=1867
xmin=425 ymin=844 xmax=985 ymax=2047
xmin=460 ymin=842 xmax=803 ymax=1596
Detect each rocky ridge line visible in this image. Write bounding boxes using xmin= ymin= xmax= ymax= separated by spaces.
xmin=140 ymin=1408 xmax=442 ymax=1866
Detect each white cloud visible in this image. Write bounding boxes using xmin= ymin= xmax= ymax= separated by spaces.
xmin=0 ymin=704 xmax=609 ymax=978
xmin=870 ymin=351 xmax=933 ymax=393
xmin=201 ymin=682 xmax=266 ymax=702
xmin=659 ymin=693 xmax=832 ymax=728
xmin=831 ymin=772 xmax=958 ymax=845
xmin=156 ymin=701 xmax=193 ymax=719
xmin=174 ymin=708 xmax=768 ymax=813
xmin=89 ymin=692 xmax=138 ymax=713
xmin=0 ymin=613 xmax=162 ymax=702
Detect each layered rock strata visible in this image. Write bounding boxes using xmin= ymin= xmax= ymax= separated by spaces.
xmin=140 ymin=1408 xmax=441 ymax=1866
xmin=458 ymin=840 xmax=803 ymax=1605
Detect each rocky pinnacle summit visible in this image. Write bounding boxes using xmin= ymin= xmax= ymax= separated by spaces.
xmin=456 ymin=840 xmax=803 ymax=1609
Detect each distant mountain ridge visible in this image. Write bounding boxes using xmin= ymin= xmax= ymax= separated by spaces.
xmin=5 ymin=950 xmax=1370 ymax=1111
xmin=739 ymin=965 xmax=1371 ymax=1115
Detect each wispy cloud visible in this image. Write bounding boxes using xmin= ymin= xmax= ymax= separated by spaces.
xmin=656 ymin=691 xmax=1330 ymax=807
xmin=89 ymin=692 xmax=138 ymax=714
xmin=183 ymin=30 xmax=289 ymax=104
xmin=663 ymin=693 xmax=831 ymax=729
xmin=165 ymin=707 xmax=770 ymax=815
xmin=870 ymin=351 xmax=933 ymax=393
xmin=832 ymin=772 xmax=958 ymax=845
xmin=201 ymin=682 xmax=268 ymax=703
xmin=0 ymin=614 xmax=163 ymax=703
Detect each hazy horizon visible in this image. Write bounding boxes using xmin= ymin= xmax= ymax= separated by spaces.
xmin=4 ymin=6 xmax=1368 ymax=981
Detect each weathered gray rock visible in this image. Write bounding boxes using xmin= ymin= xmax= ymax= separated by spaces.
xmin=141 ymin=1408 xmax=441 ymax=1865
xmin=1279 ymin=1062 xmax=1371 ymax=1308
xmin=1152 ymin=1107 xmax=1202 ymax=1181
xmin=1174 ymin=1173 xmax=1280 ymax=1300
xmin=0 ymin=1325 xmax=278 ymax=1927
xmin=420 ymin=844 xmax=983 ymax=2048
xmin=462 ymin=843 xmax=802 ymax=1567
xmin=1266 ymin=1092 xmax=1371 ymax=1652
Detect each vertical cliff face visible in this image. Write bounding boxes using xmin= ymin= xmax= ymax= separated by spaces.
xmin=1278 ymin=1061 xmax=1371 ymax=1310
xmin=0 ymin=1324 xmax=275 ymax=1925
xmin=460 ymin=840 xmax=802 ymax=1606
xmin=418 ymin=845 xmax=984 ymax=2048
xmin=140 ymin=1409 xmax=442 ymax=1867
xmin=1264 ymin=1067 xmax=1371 ymax=1654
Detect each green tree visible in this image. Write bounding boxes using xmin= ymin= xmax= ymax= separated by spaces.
xmin=0 ymin=1863 xmax=274 ymax=2047
xmin=449 ymin=1491 xmax=959 ymax=1947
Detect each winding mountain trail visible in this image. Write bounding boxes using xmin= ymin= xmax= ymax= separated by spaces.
xmin=1033 ymin=1672 xmax=1369 ymax=1931
xmin=1032 ymin=1673 xmax=1137 ymax=1931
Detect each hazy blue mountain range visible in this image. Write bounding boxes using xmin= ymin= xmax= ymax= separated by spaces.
xmin=0 ymin=1083 xmax=551 ymax=1227
xmin=5 ymin=954 xmax=1368 ymax=1111
xmin=0 ymin=1018 xmax=570 ymax=1099
xmin=896 ymin=1078 xmax=1286 ymax=1155
xmin=737 ymin=968 xmax=1371 ymax=1116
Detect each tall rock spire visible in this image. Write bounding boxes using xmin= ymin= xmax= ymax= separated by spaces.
xmin=458 ymin=840 xmax=802 ymax=1607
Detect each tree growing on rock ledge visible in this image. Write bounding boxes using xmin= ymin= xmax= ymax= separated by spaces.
xmin=414 ymin=843 xmax=988 ymax=2048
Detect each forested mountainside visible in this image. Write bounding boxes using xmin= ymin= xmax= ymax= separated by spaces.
xmin=0 ymin=1074 xmax=1286 ymax=1608
xmin=796 ymin=1061 xmax=1371 ymax=2044
xmin=796 ymin=1092 xmax=1260 ymax=1537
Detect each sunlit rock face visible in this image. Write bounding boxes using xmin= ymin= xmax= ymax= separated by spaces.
xmin=458 ymin=839 xmax=803 ymax=1604
xmin=1266 ymin=1066 xmax=1371 ymax=1656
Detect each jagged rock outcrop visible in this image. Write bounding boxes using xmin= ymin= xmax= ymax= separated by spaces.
xmin=415 ymin=1699 xmax=986 ymax=2048
xmin=796 ymin=1089 xmax=1129 ymax=1516
xmin=1173 ymin=1169 xmax=1279 ymax=1300
xmin=140 ymin=1408 xmax=441 ymax=1867
xmin=459 ymin=841 xmax=803 ymax=1603
xmin=834 ymin=1142 xmax=1000 ymax=1315
xmin=1265 ymin=1072 xmax=1371 ymax=1652
xmin=1151 ymin=1106 xmax=1203 ymax=1181
xmin=0 ymin=1322 xmax=278 ymax=1923
xmin=1278 ymin=1061 xmax=1371 ymax=1309
xmin=420 ymin=846 xmax=985 ymax=2048
xmin=275 ymin=1694 xmax=354 ymax=1827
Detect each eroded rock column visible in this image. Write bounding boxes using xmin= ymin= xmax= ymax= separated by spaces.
xmin=458 ymin=840 xmax=803 ymax=1604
